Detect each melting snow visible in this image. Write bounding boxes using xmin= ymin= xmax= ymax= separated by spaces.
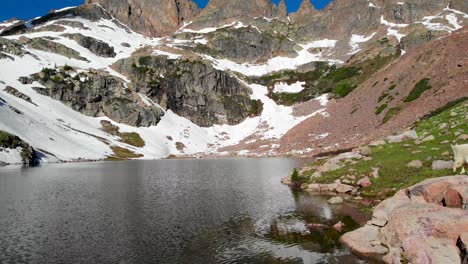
xmin=273 ymin=81 xmax=305 ymax=93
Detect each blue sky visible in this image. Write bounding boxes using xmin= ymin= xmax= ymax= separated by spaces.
xmin=0 ymin=0 xmax=333 ymax=22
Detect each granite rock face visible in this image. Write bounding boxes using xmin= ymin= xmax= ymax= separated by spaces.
xmin=85 ymin=0 xmax=199 ymax=37
xmin=63 ymin=33 xmax=116 ymax=57
xmin=341 ymin=176 xmax=468 ymax=263
xmin=114 ymin=55 xmax=256 ymax=127
xmin=26 ymin=68 xmax=164 ymax=127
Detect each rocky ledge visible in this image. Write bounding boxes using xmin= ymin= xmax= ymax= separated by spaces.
xmin=340 ymin=175 xmax=468 ymax=264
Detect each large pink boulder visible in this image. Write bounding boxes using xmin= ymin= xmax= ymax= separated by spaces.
xmin=341 ymin=175 xmax=468 ymax=263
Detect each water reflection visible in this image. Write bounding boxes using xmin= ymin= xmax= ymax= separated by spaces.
xmin=0 ymin=159 xmax=369 ymax=264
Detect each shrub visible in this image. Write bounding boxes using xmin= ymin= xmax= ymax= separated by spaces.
xmin=291 ymin=168 xmax=300 ymax=184
xmin=375 ymin=104 xmax=388 ymax=115
xmin=382 ymin=106 xmax=401 ymax=124
xmin=333 ymin=82 xmax=357 ymax=98
xmin=404 ymin=78 xmax=431 ymax=102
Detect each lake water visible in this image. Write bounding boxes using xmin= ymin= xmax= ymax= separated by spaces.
xmin=0 ymin=158 xmax=369 ymax=264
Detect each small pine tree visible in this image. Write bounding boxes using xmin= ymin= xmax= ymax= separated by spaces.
xmin=291 ymin=168 xmax=300 ymax=183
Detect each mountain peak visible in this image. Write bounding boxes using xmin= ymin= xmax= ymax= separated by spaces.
xmin=86 ymin=0 xmax=199 ymax=36
xmin=275 ymin=0 xmax=288 ymax=18
xmin=296 ymin=0 xmax=319 ymax=16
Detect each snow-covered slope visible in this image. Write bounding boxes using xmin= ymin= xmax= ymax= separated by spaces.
xmin=0 ymin=2 xmax=466 ymax=164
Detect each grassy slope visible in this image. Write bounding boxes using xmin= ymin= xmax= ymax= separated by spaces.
xmin=299 ymin=100 xmax=467 ymax=198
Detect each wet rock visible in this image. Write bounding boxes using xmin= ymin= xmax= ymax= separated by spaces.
xmin=358 ymin=176 xmax=372 ymax=188
xmin=407 ymin=160 xmax=423 ymax=168
xmin=340 ymin=225 xmax=389 ymax=257
xmin=306 ymin=223 xmax=329 ymax=230
xmin=328 ymin=196 xmax=344 ymax=204
xmin=307 ymin=182 xmax=355 ymax=194
xmin=432 ymin=160 xmax=454 ymax=171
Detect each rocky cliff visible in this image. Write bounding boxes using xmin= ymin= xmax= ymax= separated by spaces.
xmin=0 ymin=0 xmax=466 ymax=163
xmin=85 ymin=0 xmax=199 ymax=36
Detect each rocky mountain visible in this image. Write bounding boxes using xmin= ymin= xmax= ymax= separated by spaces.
xmin=0 ymin=0 xmax=466 ymax=164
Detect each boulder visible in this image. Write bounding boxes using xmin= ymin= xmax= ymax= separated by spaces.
xmin=387 ymin=130 xmax=418 ymax=143
xmin=340 ymin=225 xmax=389 ymax=257
xmin=358 ymin=146 xmax=372 ymax=156
xmin=422 ymin=135 xmax=435 ymax=142
xmin=369 ymin=140 xmax=386 ymax=147
xmin=457 ymin=134 xmax=468 ymax=141
xmin=431 ymin=160 xmax=454 ymax=171
xmin=407 ymin=160 xmax=423 ymax=168
xmin=371 ymin=167 xmax=380 ymax=178
xmin=344 ymin=176 xmax=468 ymax=263
xmin=328 ymin=196 xmax=344 ymax=204
xmin=358 ymin=176 xmax=372 ymax=188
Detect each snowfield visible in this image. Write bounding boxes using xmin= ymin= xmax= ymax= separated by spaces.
xmin=0 ymin=10 xmax=335 ymax=164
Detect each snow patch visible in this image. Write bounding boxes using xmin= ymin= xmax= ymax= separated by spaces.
xmin=273 ymin=81 xmax=305 ymax=94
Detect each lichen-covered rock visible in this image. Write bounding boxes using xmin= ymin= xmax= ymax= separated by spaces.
xmin=63 ymin=33 xmax=116 ymax=57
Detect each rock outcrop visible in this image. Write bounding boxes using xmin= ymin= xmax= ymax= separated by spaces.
xmin=0 ymin=130 xmax=37 ymax=165
xmin=19 ymin=37 xmax=89 ymax=61
xmin=85 ymin=0 xmax=199 ymax=37
xmin=341 ymin=176 xmax=468 ymax=263
xmin=63 ymin=33 xmax=116 ymax=57
xmin=114 ymin=55 xmax=257 ymax=127
xmin=26 ymin=67 xmax=164 ymax=127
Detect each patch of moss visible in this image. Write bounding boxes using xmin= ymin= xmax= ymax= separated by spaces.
xmin=109 ymin=146 xmax=143 ymax=159
xmin=403 ymin=78 xmax=431 ymax=102
xmin=332 ymin=82 xmax=357 ymax=98
xmin=375 ymin=104 xmax=388 ymax=115
xmin=382 ymin=106 xmax=401 ymax=124
xmin=120 ymin=132 xmax=145 ymax=148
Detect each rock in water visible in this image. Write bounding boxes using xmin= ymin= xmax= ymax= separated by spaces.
xmin=328 ymin=196 xmax=344 ymax=204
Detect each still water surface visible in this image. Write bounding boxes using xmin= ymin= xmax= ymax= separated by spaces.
xmin=0 ymin=158 xmax=368 ymax=264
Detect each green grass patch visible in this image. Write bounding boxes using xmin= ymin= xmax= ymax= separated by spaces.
xmin=120 ymin=132 xmax=145 ymax=148
xmin=299 ymin=101 xmax=467 ymax=199
xmin=403 ymin=78 xmax=431 ymax=102
xmin=382 ymin=106 xmax=401 ymax=124
xmin=109 ymin=146 xmax=144 ymax=160
xmin=375 ymin=104 xmax=388 ymax=115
